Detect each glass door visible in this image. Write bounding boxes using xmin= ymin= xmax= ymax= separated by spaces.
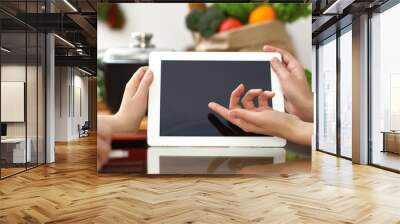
xmin=0 ymin=1 xmax=47 ymax=179
xmin=317 ymin=35 xmax=337 ymax=154
xmin=339 ymin=26 xmax=352 ymax=159
xmin=1 ymin=30 xmax=28 ymax=178
xmin=370 ymin=3 xmax=400 ymax=171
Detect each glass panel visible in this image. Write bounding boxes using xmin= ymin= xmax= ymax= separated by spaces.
xmin=339 ymin=29 xmax=352 ymax=158
xmin=26 ymin=0 xmax=39 ymax=169
xmin=27 ymin=31 xmax=38 ymax=169
xmin=371 ymin=4 xmax=400 ymax=171
xmin=1 ymin=31 xmax=27 ymax=177
xmin=38 ymin=32 xmax=45 ymax=165
xmin=0 ymin=0 xmax=46 ymax=178
xmin=317 ymin=37 xmax=337 ymax=154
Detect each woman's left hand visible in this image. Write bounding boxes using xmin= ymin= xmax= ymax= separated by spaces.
xmin=208 ymin=84 xmax=312 ymax=146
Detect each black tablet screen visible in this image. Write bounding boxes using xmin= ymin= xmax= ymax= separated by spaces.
xmin=160 ymin=60 xmax=272 ymax=136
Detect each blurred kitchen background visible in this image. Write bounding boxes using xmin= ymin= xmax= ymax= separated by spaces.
xmin=97 ymin=3 xmax=312 ymax=116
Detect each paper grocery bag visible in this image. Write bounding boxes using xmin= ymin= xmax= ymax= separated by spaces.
xmin=193 ymin=20 xmax=295 ymax=56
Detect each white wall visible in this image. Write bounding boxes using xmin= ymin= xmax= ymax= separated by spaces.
xmin=1 ymin=64 xmax=46 ymax=163
xmin=72 ymin=74 xmax=89 ymax=138
xmin=286 ymin=17 xmax=311 ymax=69
xmin=54 ymin=67 xmax=89 ymax=141
xmin=54 ymin=67 xmax=69 ymax=141
xmin=0 ymin=65 xmax=40 ymax=138
xmin=98 ymin=3 xmax=312 ymax=69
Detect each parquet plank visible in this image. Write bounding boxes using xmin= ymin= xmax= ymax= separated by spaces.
xmin=0 ymin=135 xmax=399 ymax=223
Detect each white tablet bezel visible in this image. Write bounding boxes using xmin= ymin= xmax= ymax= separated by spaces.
xmin=148 ymin=51 xmax=286 ymax=147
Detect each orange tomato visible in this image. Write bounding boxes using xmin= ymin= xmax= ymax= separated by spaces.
xmin=188 ymin=3 xmax=207 ymax=11
xmin=249 ymin=5 xmax=276 ymax=25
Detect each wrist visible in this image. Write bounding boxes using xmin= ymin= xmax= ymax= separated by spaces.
xmin=299 ymin=94 xmax=314 ymax=122
xmin=284 ymin=115 xmax=312 ymax=146
xmin=113 ymin=111 xmax=140 ymax=134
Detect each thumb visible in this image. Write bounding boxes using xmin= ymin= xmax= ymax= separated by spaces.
xmin=229 ymin=109 xmax=261 ymax=125
xmin=271 ymin=57 xmax=290 ymax=81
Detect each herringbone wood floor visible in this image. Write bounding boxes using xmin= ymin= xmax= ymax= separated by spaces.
xmin=0 ymin=135 xmax=399 ymax=224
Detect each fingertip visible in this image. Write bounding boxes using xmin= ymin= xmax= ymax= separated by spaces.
xmin=271 ymin=57 xmax=280 ymax=63
xmin=263 ymin=90 xmax=275 ymax=95
xmin=144 ymin=70 xmax=153 ymax=83
xmin=232 ymin=84 xmax=245 ymax=96
xmin=263 ymin=45 xmax=272 ymax=51
xmin=237 ymin=83 xmax=245 ymax=91
xmin=250 ymin=89 xmax=264 ymax=95
xmin=208 ymin=102 xmax=215 ymax=109
xmin=137 ymin=66 xmax=148 ymax=74
xmin=147 ymin=69 xmax=153 ymax=78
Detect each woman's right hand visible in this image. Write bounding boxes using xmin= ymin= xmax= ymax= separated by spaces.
xmin=263 ymin=45 xmax=314 ymax=122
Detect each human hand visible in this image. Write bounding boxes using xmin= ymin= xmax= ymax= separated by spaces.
xmin=208 ymin=84 xmax=312 ymax=146
xmin=97 ymin=67 xmax=153 ymax=170
xmin=264 ymin=45 xmax=313 ymax=122
xmin=97 ymin=118 xmax=112 ymax=171
xmin=112 ymin=66 xmax=153 ymax=134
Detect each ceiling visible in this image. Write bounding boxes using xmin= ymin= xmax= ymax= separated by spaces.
xmin=312 ymin=0 xmax=391 ymax=44
xmin=0 ymin=0 xmax=97 ymax=74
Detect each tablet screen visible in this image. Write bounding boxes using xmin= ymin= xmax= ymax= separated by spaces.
xmin=160 ymin=60 xmax=272 ymax=137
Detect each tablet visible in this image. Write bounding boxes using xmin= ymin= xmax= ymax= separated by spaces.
xmin=148 ymin=52 xmax=286 ymax=147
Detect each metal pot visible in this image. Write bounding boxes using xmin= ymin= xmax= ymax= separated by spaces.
xmin=99 ymin=32 xmax=171 ymax=113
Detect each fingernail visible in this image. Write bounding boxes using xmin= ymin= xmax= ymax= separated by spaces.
xmin=145 ymin=70 xmax=153 ymax=79
xmin=271 ymin=57 xmax=279 ymax=62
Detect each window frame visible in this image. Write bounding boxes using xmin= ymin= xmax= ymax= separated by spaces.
xmin=315 ymin=22 xmax=352 ymax=160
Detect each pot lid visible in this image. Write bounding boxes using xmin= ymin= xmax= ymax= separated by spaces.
xmin=102 ymin=32 xmax=172 ymax=64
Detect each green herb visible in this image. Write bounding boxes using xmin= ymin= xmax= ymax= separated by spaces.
xmin=186 ymin=6 xmax=226 ymax=38
xmin=305 ymin=68 xmax=312 ymax=88
xmin=270 ymin=3 xmax=311 ymax=23
xmin=215 ymin=3 xmax=260 ymax=24
xmin=186 ymin=9 xmax=205 ymax=32
xmin=185 ymin=3 xmax=311 ymax=38
xmin=286 ymin=152 xmax=300 ymax=161
xmin=97 ymin=58 xmax=106 ymax=103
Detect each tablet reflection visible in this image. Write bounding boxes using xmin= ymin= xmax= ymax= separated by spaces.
xmin=147 ymin=147 xmax=286 ymax=175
